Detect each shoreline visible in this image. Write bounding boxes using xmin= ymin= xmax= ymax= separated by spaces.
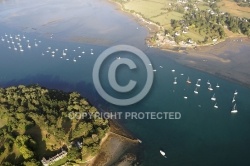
xmin=109 ymin=0 xmax=250 ymax=88
xmin=87 ymin=119 xmax=141 ymax=166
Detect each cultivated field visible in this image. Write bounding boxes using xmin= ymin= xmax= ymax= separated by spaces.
xmin=218 ymin=0 xmax=250 ymax=18
xmin=124 ymin=0 xmax=182 ymax=29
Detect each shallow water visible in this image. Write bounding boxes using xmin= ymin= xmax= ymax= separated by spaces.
xmin=0 ymin=0 xmax=250 ymax=166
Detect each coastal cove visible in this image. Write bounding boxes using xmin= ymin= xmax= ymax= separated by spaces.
xmin=109 ymin=0 xmax=250 ymax=88
xmin=0 ymin=0 xmax=250 ymax=166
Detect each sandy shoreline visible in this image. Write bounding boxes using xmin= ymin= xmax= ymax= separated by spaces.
xmin=165 ymin=37 xmax=250 ymax=88
xmin=86 ymin=120 xmax=141 ymax=166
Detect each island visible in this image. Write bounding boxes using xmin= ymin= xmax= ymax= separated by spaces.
xmin=0 ymin=85 xmax=140 ymax=166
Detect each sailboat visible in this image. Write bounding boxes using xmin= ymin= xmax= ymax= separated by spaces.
xmin=208 ymin=84 xmax=213 ymax=91
xmin=90 ymin=49 xmax=94 ymax=55
xmin=73 ymin=58 xmax=76 ymax=62
xmin=186 ymin=76 xmax=191 ymax=84
xmin=234 ymin=90 xmax=238 ymax=95
xmin=207 ymin=80 xmax=210 ymax=85
xmin=194 ymin=87 xmax=198 ymax=94
xmin=196 ymin=80 xmax=200 ymax=87
xmin=232 ymin=95 xmax=235 ymax=103
xmin=211 ymin=93 xmax=216 ymax=101
xmin=62 ymin=50 xmax=66 ymax=56
xmin=184 ymin=96 xmax=188 ymax=99
xmin=214 ymin=103 xmax=218 ymax=109
xmin=216 ymin=83 xmax=220 ymax=88
xmin=173 ymin=77 xmax=177 ymax=85
xmin=160 ymin=150 xmax=167 ymax=158
xmin=13 ymin=45 xmax=17 ymax=51
xmin=231 ymin=104 xmax=238 ymax=113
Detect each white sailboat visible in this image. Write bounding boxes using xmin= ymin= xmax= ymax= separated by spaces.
xmin=232 ymin=95 xmax=235 ymax=103
xmin=63 ymin=50 xmax=66 ymax=56
xmin=13 ymin=45 xmax=17 ymax=51
xmin=216 ymin=83 xmax=220 ymax=88
xmin=73 ymin=58 xmax=76 ymax=62
xmin=160 ymin=150 xmax=167 ymax=158
xmin=184 ymin=96 xmax=188 ymax=99
xmin=231 ymin=104 xmax=238 ymax=113
xmin=173 ymin=77 xmax=177 ymax=85
xmin=196 ymin=80 xmax=200 ymax=87
xmin=208 ymin=84 xmax=213 ymax=91
xmin=171 ymin=69 xmax=175 ymax=72
xmin=90 ymin=48 xmax=94 ymax=55
xmin=211 ymin=93 xmax=216 ymax=101
xmin=214 ymin=103 xmax=218 ymax=109
xmin=207 ymin=80 xmax=210 ymax=85
xmin=234 ymin=90 xmax=238 ymax=95
xmin=186 ymin=76 xmax=191 ymax=84
xmin=194 ymin=87 xmax=198 ymax=94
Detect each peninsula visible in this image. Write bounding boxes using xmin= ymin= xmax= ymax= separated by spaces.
xmin=0 ymin=85 xmax=139 ymax=165
xmin=110 ymin=0 xmax=250 ymax=87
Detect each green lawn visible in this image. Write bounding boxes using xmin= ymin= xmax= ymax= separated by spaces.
xmin=50 ymin=157 xmax=68 ymax=166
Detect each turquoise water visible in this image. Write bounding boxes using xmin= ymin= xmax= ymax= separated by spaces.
xmin=1 ymin=0 xmax=250 ymax=166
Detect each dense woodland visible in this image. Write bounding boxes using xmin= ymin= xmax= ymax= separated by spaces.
xmin=0 ymin=85 xmax=109 ymax=165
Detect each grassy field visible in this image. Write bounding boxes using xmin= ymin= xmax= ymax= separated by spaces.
xmin=51 ymin=157 xmax=68 ymax=166
xmin=218 ymin=0 xmax=250 ymax=18
xmin=124 ymin=0 xmax=182 ymax=29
